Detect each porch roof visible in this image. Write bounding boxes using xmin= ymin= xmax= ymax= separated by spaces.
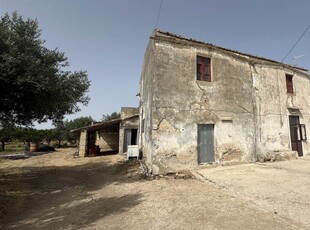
xmin=70 ymin=119 xmax=121 ymax=133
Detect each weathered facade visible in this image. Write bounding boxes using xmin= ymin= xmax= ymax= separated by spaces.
xmin=139 ymin=30 xmax=310 ymax=175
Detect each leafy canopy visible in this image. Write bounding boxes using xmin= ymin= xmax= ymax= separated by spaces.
xmin=102 ymin=112 xmax=120 ymax=121
xmin=0 ymin=12 xmax=90 ymax=126
xmin=53 ymin=116 xmax=95 ymax=142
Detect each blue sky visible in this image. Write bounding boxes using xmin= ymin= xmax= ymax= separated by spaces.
xmin=1 ymin=0 xmax=309 ymax=129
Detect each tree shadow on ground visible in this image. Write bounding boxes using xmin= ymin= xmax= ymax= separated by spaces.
xmin=9 ymin=194 xmax=143 ymax=230
xmin=0 ymin=159 xmax=144 ymax=229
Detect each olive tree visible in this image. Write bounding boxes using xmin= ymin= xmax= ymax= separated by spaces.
xmin=0 ymin=12 xmax=90 ymax=126
xmin=53 ymin=116 xmax=95 ymax=147
xmin=0 ymin=130 xmax=11 ymax=151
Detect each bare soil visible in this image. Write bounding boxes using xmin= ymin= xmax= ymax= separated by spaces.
xmin=197 ymin=157 xmax=310 ymax=228
xmin=0 ymin=148 xmax=308 ymax=229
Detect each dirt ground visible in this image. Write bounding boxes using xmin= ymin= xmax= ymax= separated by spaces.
xmin=0 ymin=148 xmax=309 ymax=230
xmin=196 ymin=156 xmax=310 ymax=228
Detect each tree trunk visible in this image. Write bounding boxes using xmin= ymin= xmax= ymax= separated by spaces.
xmin=58 ymin=140 xmax=61 ymax=148
xmin=1 ymin=141 xmax=5 ymax=151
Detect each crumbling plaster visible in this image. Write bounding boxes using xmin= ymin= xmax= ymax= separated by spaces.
xmin=140 ymin=31 xmax=310 ymax=175
xmin=251 ymin=64 xmax=310 ymax=155
xmin=150 ymin=42 xmax=254 ymax=174
xmin=139 ymin=41 xmax=156 ymax=173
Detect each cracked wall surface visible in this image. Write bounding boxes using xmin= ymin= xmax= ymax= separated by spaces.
xmin=139 ymin=31 xmax=310 ymax=175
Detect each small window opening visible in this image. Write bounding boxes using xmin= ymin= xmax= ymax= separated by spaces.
xmin=286 ymin=74 xmax=293 ymax=93
xmin=197 ymin=56 xmax=211 ymax=82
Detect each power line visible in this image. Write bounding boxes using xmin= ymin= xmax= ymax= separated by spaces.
xmin=155 ymin=0 xmax=163 ymax=29
xmin=281 ymin=24 xmax=310 ymax=63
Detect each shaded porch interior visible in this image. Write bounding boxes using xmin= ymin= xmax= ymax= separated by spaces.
xmin=72 ymin=119 xmax=121 ymax=157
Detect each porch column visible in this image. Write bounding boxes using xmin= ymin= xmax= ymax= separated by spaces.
xmin=79 ymin=129 xmax=88 ymax=157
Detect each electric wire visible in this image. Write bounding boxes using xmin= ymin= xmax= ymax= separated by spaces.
xmin=281 ymin=24 xmax=310 ymax=63
xmin=155 ymin=0 xmax=163 ymax=29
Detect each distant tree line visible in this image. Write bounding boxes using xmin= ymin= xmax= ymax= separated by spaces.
xmin=0 ymin=112 xmax=120 ymax=151
xmin=0 ymin=116 xmax=94 ymax=151
xmin=102 ymin=112 xmax=120 ymax=121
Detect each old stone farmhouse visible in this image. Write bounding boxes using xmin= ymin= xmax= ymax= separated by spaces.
xmin=72 ymin=107 xmax=138 ymax=157
xmin=138 ymin=30 xmax=309 ymax=175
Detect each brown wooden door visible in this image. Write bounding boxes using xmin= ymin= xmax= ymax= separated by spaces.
xmin=289 ymin=116 xmax=303 ymax=156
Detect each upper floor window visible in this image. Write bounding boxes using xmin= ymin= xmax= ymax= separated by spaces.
xmin=197 ymin=56 xmax=211 ymax=82
xmin=286 ymin=74 xmax=293 ymax=93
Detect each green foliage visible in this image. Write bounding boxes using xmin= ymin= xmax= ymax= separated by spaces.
xmin=0 ymin=122 xmax=14 ymax=151
xmin=0 ymin=142 xmax=24 ymax=155
xmin=0 ymin=129 xmax=12 ymax=143
xmin=0 ymin=116 xmax=95 ymax=151
xmin=0 ymin=12 xmax=90 ymax=126
xmin=102 ymin=112 xmax=120 ymax=121
xmin=0 ymin=126 xmax=54 ymax=151
xmin=13 ymin=128 xmax=51 ymax=143
xmin=66 ymin=116 xmax=95 ymax=130
xmin=53 ymin=116 xmax=95 ymax=146
xmin=52 ymin=122 xmax=67 ymax=147
xmin=0 ymin=121 xmax=14 ymax=139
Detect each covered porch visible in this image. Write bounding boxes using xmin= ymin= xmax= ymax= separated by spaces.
xmin=71 ymin=119 xmax=121 ymax=157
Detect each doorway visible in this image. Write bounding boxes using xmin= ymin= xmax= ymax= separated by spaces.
xmin=123 ymin=129 xmax=138 ymax=152
xmin=198 ymin=124 xmax=215 ymax=163
xmin=289 ymin=116 xmax=303 ymax=157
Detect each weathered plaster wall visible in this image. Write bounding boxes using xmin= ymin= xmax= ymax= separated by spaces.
xmin=140 ymin=31 xmax=310 ymax=175
xmin=292 ymin=71 xmax=310 ymax=155
xmin=148 ymin=40 xmax=255 ymax=174
xmin=139 ymin=41 xmax=156 ymax=173
xmin=252 ymin=66 xmax=289 ymax=156
xmin=252 ymin=65 xmax=310 ymax=157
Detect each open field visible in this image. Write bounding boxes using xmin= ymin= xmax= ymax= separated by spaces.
xmin=0 ymin=148 xmax=309 ymax=229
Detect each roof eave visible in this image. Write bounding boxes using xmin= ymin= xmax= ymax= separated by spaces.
xmin=70 ymin=118 xmax=122 ymax=133
xmin=152 ymin=29 xmax=308 ymax=74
